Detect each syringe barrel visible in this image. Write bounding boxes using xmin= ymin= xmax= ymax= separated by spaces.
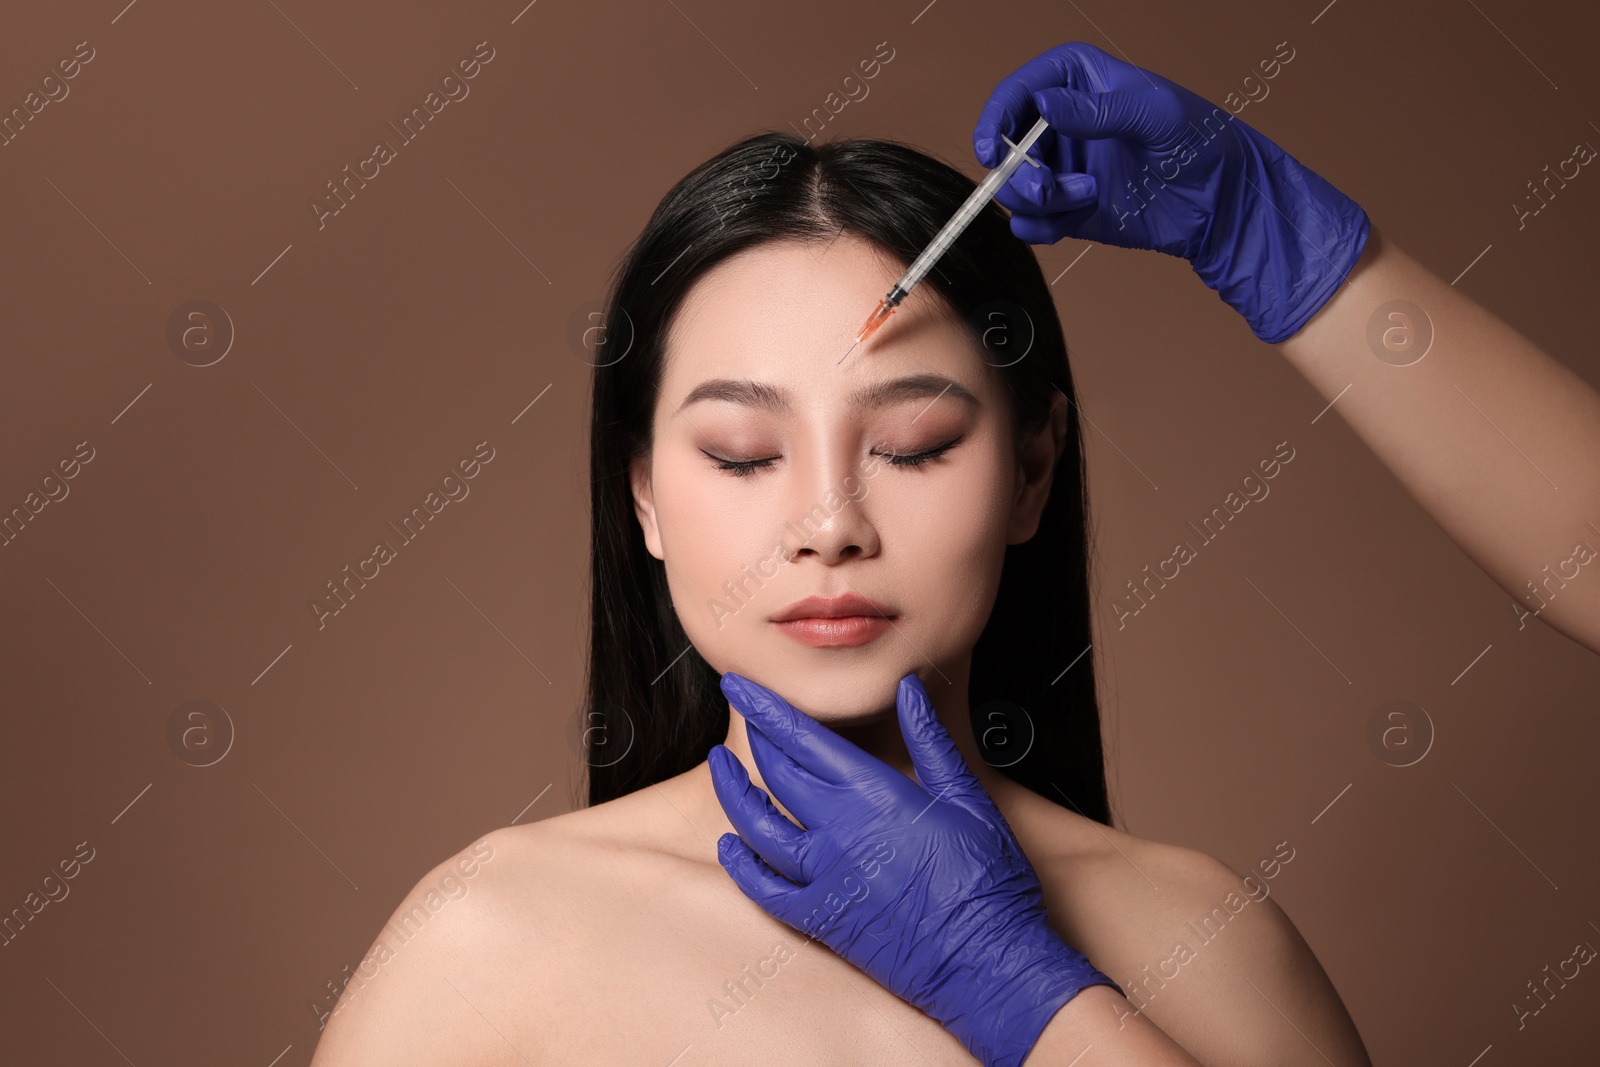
xmin=893 ymin=116 xmax=1051 ymax=295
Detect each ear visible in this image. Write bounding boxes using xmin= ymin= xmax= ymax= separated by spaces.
xmin=629 ymin=453 xmax=665 ymax=560
xmin=1006 ymin=390 xmax=1068 ymax=545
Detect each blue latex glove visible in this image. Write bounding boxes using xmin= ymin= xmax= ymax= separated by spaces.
xmin=972 ymin=41 xmax=1370 ymax=345
xmin=708 ymin=671 xmax=1121 ymax=1067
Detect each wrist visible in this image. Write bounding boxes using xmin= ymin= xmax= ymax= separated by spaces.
xmin=1022 ymin=985 xmax=1135 ymax=1067
xmin=1191 ymin=126 xmax=1371 ymax=344
xmin=941 ymin=914 xmax=1122 ymax=1067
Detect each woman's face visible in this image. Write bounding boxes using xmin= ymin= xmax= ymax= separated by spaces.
xmin=630 ymin=235 xmax=1063 ymax=723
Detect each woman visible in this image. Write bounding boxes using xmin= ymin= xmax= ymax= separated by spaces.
xmin=310 ymin=42 xmax=1598 ymax=1067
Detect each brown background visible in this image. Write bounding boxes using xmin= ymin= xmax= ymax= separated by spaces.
xmin=2 ymin=0 xmax=1597 ymax=1063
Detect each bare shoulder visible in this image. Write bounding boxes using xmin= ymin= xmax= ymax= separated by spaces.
xmin=1011 ymin=796 xmax=1372 ymax=1067
xmin=308 ymin=807 xmax=624 ymax=1067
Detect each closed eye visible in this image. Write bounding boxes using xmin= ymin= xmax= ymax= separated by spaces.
xmin=702 ymin=450 xmax=780 ymax=478
xmin=879 ymin=436 xmax=962 ymax=469
xmin=701 ymin=436 xmax=963 ymax=478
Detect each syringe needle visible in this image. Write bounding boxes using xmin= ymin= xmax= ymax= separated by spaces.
xmin=838 ymin=297 xmax=899 ymax=366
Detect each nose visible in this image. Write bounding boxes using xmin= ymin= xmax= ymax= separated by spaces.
xmin=783 ymin=446 xmax=880 ymax=565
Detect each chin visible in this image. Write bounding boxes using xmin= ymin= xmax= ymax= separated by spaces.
xmin=718 ymin=642 xmax=928 ymax=722
xmin=777 ymin=686 xmax=899 ymax=724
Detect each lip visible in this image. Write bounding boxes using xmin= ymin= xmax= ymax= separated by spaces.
xmin=769 ymin=593 xmax=894 ymax=622
xmin=773 ymin=615 xmax=895 ymax=648
xmin=769 ymin=593 xmax=896 ymax=649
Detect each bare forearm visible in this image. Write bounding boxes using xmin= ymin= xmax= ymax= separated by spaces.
xmin=1022 ymin=985 xmax=1200 ymax=1065
xmin=1279 ymin=224 xmax=1600 ymax=651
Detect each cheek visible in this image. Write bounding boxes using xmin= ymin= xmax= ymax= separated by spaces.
xmin=651 ymin=461 xmax=786 ymax=657
xmin=877 ymin=444 xmax=1014 ymax=634
xmin=882 ymin=482 xmax=1004 ymax=569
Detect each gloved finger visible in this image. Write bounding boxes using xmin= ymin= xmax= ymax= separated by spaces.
xmin=717 ymin=832 xmax=801 ymax=917
xmin=707 ymin=744 xmax=807 ymax=883
xmin=993 ymin=168 xmax=1098 ymax=217
xmin=743 ymin=719 xmax=841 ymax=833
xmin=972 ymin=41 xmax=1114 ymax=167
xmin=787 ymin=867 xmax=874 ymax=947
xmin=974 ymin=96 xmax=1056 ymax=171
xmin=1030 ymin=85 xmax=1185 ymax=149
xmin=895 ymin=674 xmax=999 ymax=826
xmin=721 ymin=672 xmax=877 ymax=785
xmin=1008 ymin=207 xmax=1096 ymax=246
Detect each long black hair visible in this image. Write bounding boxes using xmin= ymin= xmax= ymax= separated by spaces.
xmin=580 ymin=130 xmax=1114 ymax=827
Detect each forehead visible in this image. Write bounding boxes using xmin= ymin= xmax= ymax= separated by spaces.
xmin=659 ymin=236 xmax=990 ymax=404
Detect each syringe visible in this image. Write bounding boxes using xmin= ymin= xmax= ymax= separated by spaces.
xmin=838 ymin=115 xmax=1051 ymax=364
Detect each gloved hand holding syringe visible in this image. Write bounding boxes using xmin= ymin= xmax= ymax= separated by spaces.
xmin=837 ymin=115 xmax=1051 ymax=364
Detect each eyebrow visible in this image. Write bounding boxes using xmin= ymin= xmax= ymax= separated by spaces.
xmin=679 ymin=373 xmax=979 ymax=414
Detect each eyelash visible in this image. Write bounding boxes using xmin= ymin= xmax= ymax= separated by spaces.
xmin=704 ymin=437 xmax=963 ymax=478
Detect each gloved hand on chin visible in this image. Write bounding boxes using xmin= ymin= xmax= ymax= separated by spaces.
xmin=708 ymin=671 xmax=1122 ymax=1067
